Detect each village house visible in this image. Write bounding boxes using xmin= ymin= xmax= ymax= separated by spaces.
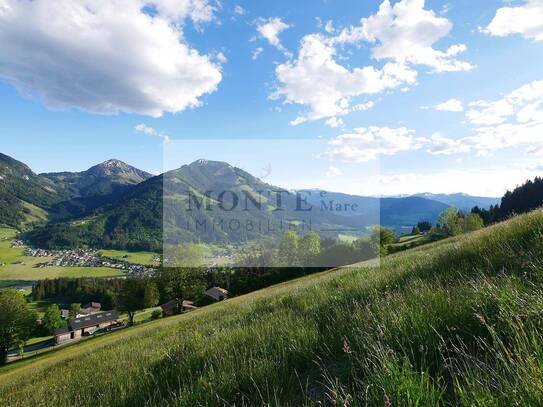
xmin=54 ymin=310 xmax=121 ymax=345
xmin=160 ymin=299 xmax=197 ymax=316
xmin=205 ymin=287 xmax=229 ymax=301
xmin=80 ymin=302 xmax=101 ymax=314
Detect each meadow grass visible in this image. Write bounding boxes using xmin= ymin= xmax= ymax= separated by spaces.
xmin=0 ymin=264 xmax=124 ymax=281
xmin=99 ymin=249 xmax=160 ymax=265
xmin=1 ymin=210 xmax=543 ymax=405
xmin=0 ymin=227 xmax=17 ymax=240
xmin=0 ymin=239 xmax=25 ymax=264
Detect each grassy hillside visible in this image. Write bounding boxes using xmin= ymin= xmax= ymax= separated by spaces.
xmin=2 ymin=210 xmax=543 ymax=405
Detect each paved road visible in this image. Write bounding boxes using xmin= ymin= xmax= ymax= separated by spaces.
xmin=7 ymin=339 xmax=53 ymax=360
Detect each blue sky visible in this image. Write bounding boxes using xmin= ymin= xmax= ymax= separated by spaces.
xmin=1 ymin=0 xmax=542 ymax=196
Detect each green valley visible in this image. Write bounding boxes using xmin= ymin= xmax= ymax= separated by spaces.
xmin=1 ymin=210 xmax=543 ymax=405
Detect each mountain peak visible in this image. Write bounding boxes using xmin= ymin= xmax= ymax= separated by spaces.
xmin=99 ymin=158 xmax=130 ymax=168
xmin=87 ymin=159 xmax=151 ymax=180
xmin=190 ymin=159 xmax=231 ymax=168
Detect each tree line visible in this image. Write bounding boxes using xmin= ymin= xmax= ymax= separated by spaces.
xmin=471 ymin=177 xmax=543 ymax=225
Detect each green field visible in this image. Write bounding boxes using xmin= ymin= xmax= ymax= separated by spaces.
xmin=0 ymin=227 xmax=17 ymax=240
xmin=25 ymin=336 xmax=53 ymax=347
xmin=0 ymin=265 xmax=124 ymax=281
xmin=99 ymin=249 xmax=160 ymax=266
xmin=389 ymin=232 xmax=431 ymax=251
xmin=2 ymin=210 xmax=543 ymax=405
xmin=0 ymin=238 xmax=124 ymax=282
xmin=120 ymin=307 xmax=162 ymax=324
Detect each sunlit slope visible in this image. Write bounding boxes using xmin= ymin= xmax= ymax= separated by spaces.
xmin=2 ymin=210 xmax=543 ymax=406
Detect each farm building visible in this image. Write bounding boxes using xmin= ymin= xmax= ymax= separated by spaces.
xmin=54 ymin=310 xmax=121 ymax=345
xmin=160 ymin=299 xmax=197 ymax=316
xmin=205 ymin=287 xmax=229 ymax=301
xmin=80 ymin=302 xmax=101 ymax=314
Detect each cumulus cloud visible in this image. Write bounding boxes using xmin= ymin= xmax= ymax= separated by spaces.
xmin=485 ymin=0 xmax=543 ymax=42
xmin=326 ymin=165 xmax=343 ymax=178
xmin=326 ymin=80 xmax=543 ymax=160
xmin=425 ymin=133 xmax=470 ymax=155
xmin=430 ymin=80 xmax=543 ymax=156
xmin=256 ymin=17 xmax=291 ymax=55
xmin=274 ymin=34 xmax=416 ymax=125
xmin=135 ymin=123 xmax=170 ymax=143
xmin=378 ymin=165 xmax=541 ymax=197
xmin=435 ymin=98 xmax=463 ymax=112
xmin=325 ymin=117 xmax=344 ymax=128
xmin=234 ymin=5 xmax=246 ymax=15
xmin=273 ymin=0 xmax=472 ymax=126
xmin=466 ymin=100 xmax=514 ymax=126
xmin=333 ymin=0 xmax=473 ymax=72
xmin=0 ymin=0 xmax=222 ymax=117
xmin=352 ymin=101 xmax=376 ymax=111
xmin=252 ymin=47 xmax=264 ymax=60
xmin=466 ymin=80 xmax=543 ymax=126
xmin=325 ymin=126 xmax=426 ymax=162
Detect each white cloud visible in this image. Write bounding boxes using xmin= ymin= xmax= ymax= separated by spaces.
xmin=256 ymin=17 xmax=291 ymax=55
xmin=485 ymin=0 xmax=543 ymax=42
xmin=326 ymin=165 xmax=342 ymax=178
xmin=435 ymin=98 xmax=463 ymax=112
xmin=325 ymin=117 xmax=344 ymax=128
xmin=527 ymin=144 xmax=543 ymax=155
xmin=378 ymin=165 xmax=542 ymax=196
xmin=426 ymin=133 xmax=470 ymax=155
xmin=215 ymin=52 xmax=228 ymax=64
xmin=0 ymin=0 xmax=222 ymax=117
xmin=234 ymin=5 xmax=246 ymax=15
xmin=317 ymin=80 xmax=543 ymax=160
xmin=352 ymin=101 xmax=375 ymax=111
xmin=252 ymin=47 xmax=264 ymax=60
xmin=274 ymin=34 xmax=416 ymax=125
xmin=466 ymin=99 xmax=514 ymax=125
xmin=430 ymin=80 xmax=543 ymax=156
xmin=135 ymin=123 xmax=157 ymax=135
xmin=333 ymin=0 xmax=473 ymax=72
xmin=325 ymin=126 xmax=425 ymax=162
xmin=135 ymin=123 xmax=170 ymax=143
xmin=324 ymin=20 xmax=335 ymax=34
xmin=273 ymin=0 xmax=472 ymax=126
xmin=517 ymin=100 xmax=543 ymax=123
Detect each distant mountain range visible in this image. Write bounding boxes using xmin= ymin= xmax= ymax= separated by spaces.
xmin=0 ymin=152 xmax=502 ymax=250
xmin=410 ymin=193 xmax=500 ymax=212
xmin=305 ymin=191 xmax=450 ymax=234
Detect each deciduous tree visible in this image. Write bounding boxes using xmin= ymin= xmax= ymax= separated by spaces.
xmin=439 ymin=207 xmax=463 ymax=236
xmin=278 ymin=231 xmax=300 ymax=266
xmin=370 ymin=227 xmax=396 ymax=256
xmin=43 ymin=304 xmax=65 ymax=334
xmin=118 ymin=279 xmax=159 ymax=326
xmin=0 ymin=290 xmax=36 ymax=364
xmin=463 ymin=213 xmax=484 ymax=232
xmin=299 ymin=231 xmax=320 ymax=266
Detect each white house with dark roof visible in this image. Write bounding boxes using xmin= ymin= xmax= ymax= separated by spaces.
xmin=54 ymin=310 xmax=121 ymax=345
